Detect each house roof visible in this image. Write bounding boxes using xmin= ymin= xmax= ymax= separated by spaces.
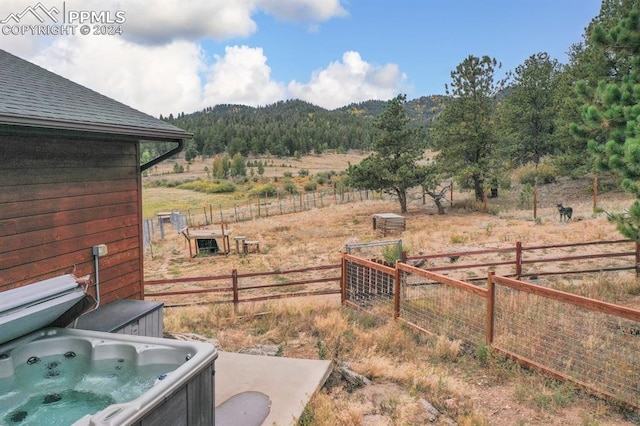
xmin=0 ymin=49 xmax=192 ymax=141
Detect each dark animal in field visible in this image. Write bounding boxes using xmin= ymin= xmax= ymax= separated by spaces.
xmin=557 ymin=203 xmax=573 ymax=221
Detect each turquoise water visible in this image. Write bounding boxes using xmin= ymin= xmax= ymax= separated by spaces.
xmin=0 ymin=352 xmax=179 ymax=425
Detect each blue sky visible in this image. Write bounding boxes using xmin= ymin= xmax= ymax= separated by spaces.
xmin=243 ymin=1 xmax=601 ymax=96
xmin=1 ymin=0 xmax=603 ymax=116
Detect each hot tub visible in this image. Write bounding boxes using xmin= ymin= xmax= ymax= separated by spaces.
xmin=0 ymin=276 xmax=217 ymax=425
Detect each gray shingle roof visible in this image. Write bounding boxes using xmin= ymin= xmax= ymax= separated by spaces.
xmin=0 ymin=49 xmax=192 ymax=141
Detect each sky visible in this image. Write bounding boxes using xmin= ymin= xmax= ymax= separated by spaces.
xmin=0 ymin=0 xmax=603 ymax=118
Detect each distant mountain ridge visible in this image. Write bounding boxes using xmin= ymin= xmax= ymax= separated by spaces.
xmin=160 ymin=96 xmax=445 ymax=157
xmin=165 ymin=95 xmax=445 ymax=128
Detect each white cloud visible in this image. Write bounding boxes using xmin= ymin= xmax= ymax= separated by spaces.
xmin=287 ymin=51 xmax=408 ymax=109
xmin=116 ymin=0 xmax=258 ymax=45
xmin=257 ymin=0 xmax=348 ymax=24
xmin=31 ymin=35 xmax=205 ymax=117
xmin=202 ymin=45 xmax=285 ymax=108
xmin=1 ymin=1 xmax=407 ymax=115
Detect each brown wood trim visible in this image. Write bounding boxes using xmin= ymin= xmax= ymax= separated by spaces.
xmin=397 ymin=262 xmax=488 ymax=298
xmin=492 ymin=274 xmax=640 ymax=322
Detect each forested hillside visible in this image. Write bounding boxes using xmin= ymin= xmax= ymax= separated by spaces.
xmin=156 ymin=96 xmax=443 ymax=159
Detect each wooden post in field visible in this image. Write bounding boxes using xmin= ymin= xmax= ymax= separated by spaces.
xmin=533 ymin=184 xmax=538 ymax=221
xmin=232 ymin=269 xmax=239 ymax=314
xmin=486 ymin=272 xmax=495 ymax=345
xmin=635 ymin=241 xmax=640 ymax=277
xmin=450 ymin=182 xmax=453 ymax=207
xmin=515 ymin=241 xmax=522 ymax=279
xmin=593 ymin=175 xmax=598 ymax=212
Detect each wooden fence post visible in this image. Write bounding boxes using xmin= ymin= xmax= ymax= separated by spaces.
xmin=594 ymin=175 xmax=598 ymax=212
xmin=341 ymin=255 xmax=347 ymax=304
xmin=636 ymin=242 xmax=640 ymax=278
xmin=486 ymin=271 xmax=495 ymax=345
xmin=394 ymin=261 xmax=401 ymax=320
xmin=232 ymin=269 xmax=239 ymax=314
xmin=516 ymin=241 xmax=522 ymax=279
xmin=450 ymin=182 xmax=453 ymax=207
xmin=533 ymin=184 xmax=538 ymax=221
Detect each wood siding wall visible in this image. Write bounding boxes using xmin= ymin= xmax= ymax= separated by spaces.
xmin=0 ymin=133 xmax=144 ymax=303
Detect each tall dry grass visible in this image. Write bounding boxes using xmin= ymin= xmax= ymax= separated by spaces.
xmin=163 ymin=285 xmax=637 ymax=425
xmin=151 ymin=169 xmax=639 ymax=424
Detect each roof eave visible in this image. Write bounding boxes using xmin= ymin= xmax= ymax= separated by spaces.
xmin=0 ymin=114 xmax=193 ymax=141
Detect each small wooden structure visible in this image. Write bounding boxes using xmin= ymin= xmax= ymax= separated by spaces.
xmin=244 ymin=240 xmax=260 ymax=253
xmin=157 ymin=211 xmax=174 ymax=223
xmin=233 ymin=236 xmax=260 ymax=255
xmin=181 ymin=224 xmax=233 ymax=257
xmin=373 ymin=213 xmax=406 ymax=237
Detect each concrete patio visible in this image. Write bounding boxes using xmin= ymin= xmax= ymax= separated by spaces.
xmin=215 ymin=351 xmax=333 ymax=425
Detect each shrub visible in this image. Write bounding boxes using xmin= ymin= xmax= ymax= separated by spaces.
xmin=304 ymin=181 xmax=317 ymax=192
xmin=519 ymin=183 xmax=533 ymax=209
xmin=514 ymin=162 xmax=558 ymax=185
xmin=177 ymin=180 xmax=236 ymax=194
xmin=283 ymin=180 xmax=298 ymax=194
xmin=249 ymin=184 xmax=278 ymax=197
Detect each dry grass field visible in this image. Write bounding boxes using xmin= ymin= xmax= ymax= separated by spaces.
xmin=143 ymin=153 xmax=640 ymax=425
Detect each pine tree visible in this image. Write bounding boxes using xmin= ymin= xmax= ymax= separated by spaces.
xmin=432 ymin=55 xmax=506 ymax=201
xmin=498 ymin=52 xmax=561 ymax=166
xmin=347 ymin=94 xmax=427 ymax=213
xmin=582 ymin=2 xmax=640 ymax=239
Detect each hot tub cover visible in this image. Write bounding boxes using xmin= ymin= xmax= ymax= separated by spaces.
xmin=0 ymin=274 xmax=87 ymax=345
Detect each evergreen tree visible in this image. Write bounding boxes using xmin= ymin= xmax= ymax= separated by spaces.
xmin=581 ymin=1 xmax=640 ymax=239
xmin=498 ymin=52 xmax=561 ymax=166
xmin=347 ymin=94 xmax=427 ymax=213
xmin=184 ymin=140 xmax=198 ymax=163
xmin=432 ymin=55 xmax=507 ymax=201
xmin=230 ymin=152 xmax=247 ymax=178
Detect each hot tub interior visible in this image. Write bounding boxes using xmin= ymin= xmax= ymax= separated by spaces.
xmin=0 ymin=328 xmax=217 ymax=425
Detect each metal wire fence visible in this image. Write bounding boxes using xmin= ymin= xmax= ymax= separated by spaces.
xmin=143 ymin=212 xmax=187 ymax=253
xmin=342 ymin=253 xmax=640 ymax=408
xmin=490 ymin=275 xmax=640 ymax=407
xmin=397 ymin=263 xmax=487 ymax=346
xmin=181 ymin=188 xmax=382 ymax=228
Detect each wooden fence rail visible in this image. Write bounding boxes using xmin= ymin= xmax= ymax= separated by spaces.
xmin=406 ymin=239 xmax=640 ymax=280
xmin=145 ymin=239 xmax=640 ymax=406
xmin=144 ymin=264 xmax=342 ymax=306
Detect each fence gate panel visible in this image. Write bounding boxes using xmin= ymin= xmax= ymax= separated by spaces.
xmin=491 ymin=275 xmax=640 ymax=408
